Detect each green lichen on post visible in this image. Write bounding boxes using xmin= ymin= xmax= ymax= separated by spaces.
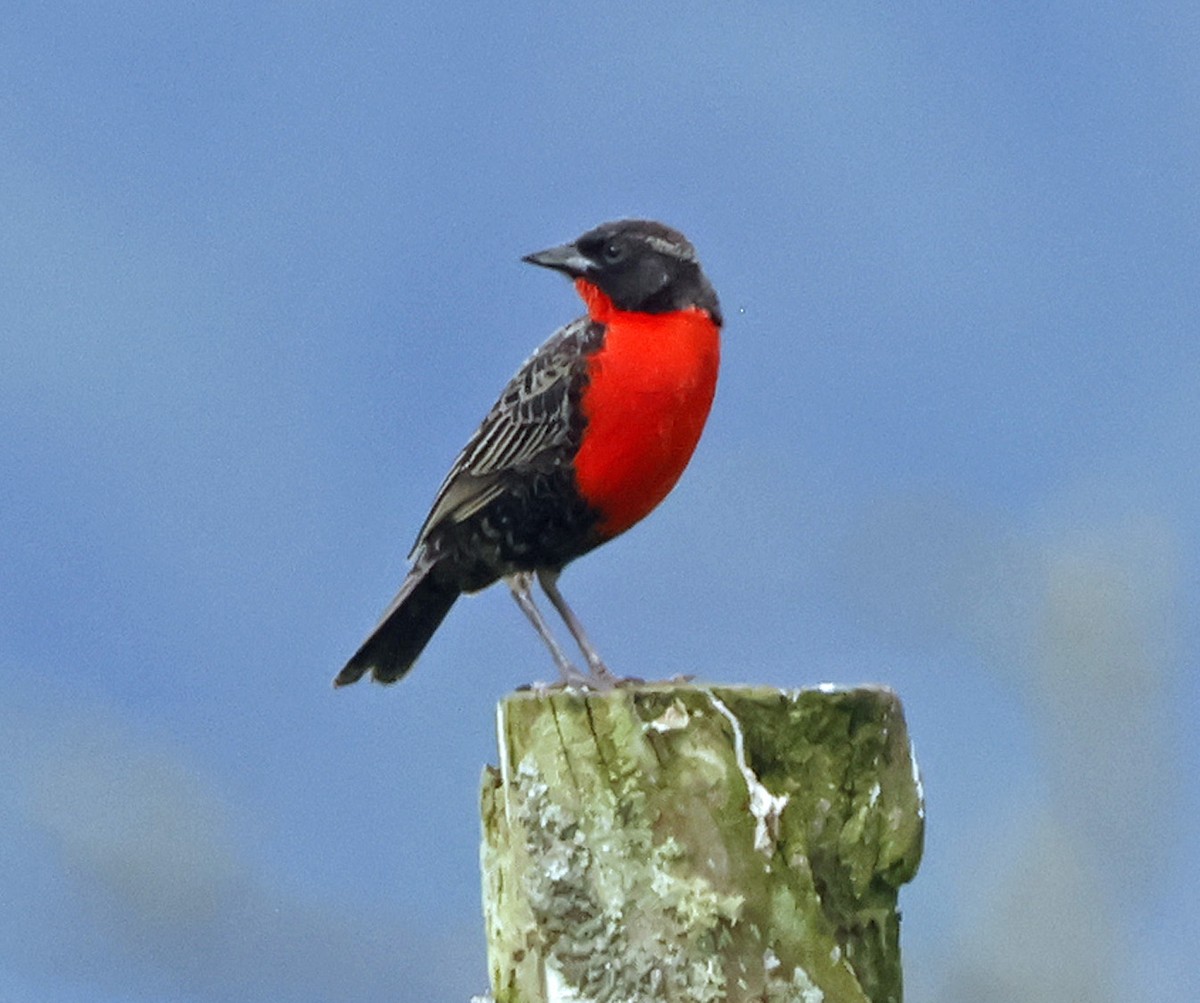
xmin=480 ymin=684 xmax=923 ymax=1003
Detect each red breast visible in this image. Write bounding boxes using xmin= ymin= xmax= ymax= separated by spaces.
xmin=572 ymin=279 xmax=721 ymax=538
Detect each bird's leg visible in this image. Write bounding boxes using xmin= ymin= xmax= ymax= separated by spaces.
xmin=505 ymin=572 xmax=592 ymax=688
xmin=536 ymin=568 xmax=619 ymax=687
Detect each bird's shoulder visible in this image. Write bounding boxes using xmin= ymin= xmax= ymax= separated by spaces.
xmin=410 ymin=315 xmax=603 ymax=552
xmin=486 ymin=314 xmax=602 ymax=430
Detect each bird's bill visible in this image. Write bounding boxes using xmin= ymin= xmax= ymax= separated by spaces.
xmin=521 ymin=242 xmax=594 ymax=277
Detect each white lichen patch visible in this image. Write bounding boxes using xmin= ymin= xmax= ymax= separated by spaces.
xmin=790 ymin=966 xmax=825 ymax=1003
xmin=867 ymin=782 xmax=881 ymax=808
xmin=762 ymin=952 xmax=825 ymax=1003
xmin=544 ymin=959 xmax=591 ymax=1003
xmin=705 ymin=691 xmax=789 ymax=856
xmin=647 ymin=838 xmax=744 ymax=931
xmin=910 ymin=736 xmax=925 ymax=820
xmin=646 ymin=698 xmax=691 ymax=733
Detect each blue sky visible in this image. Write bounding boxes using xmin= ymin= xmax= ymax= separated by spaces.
xmin=2 ymin=4 xmax=1197 ymax=1000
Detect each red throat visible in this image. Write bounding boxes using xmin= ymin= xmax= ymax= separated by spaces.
xmin=570 ymin=280 xmax=721 ymax=539
xmin=574 ymin=278 xmax=615 ymax=322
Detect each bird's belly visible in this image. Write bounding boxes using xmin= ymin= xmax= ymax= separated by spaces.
xmin=572 ymin=309 xmax=720 ymax=538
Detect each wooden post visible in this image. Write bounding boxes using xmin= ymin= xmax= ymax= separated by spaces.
xmin=480 ymin=684 xmax=924 ymax=1003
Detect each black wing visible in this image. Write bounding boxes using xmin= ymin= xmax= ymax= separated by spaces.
xmin=410 ymin=316 xmax=601 ymax=556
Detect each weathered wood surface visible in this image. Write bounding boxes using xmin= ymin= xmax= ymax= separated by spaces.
xmin=480 ymin=684 xmax=923 ymax=1003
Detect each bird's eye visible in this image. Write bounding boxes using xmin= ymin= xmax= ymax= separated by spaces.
xmin=602 ymin=241 xmax=625 ymax=263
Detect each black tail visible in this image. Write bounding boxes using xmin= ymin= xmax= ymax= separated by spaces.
xmin=334 ymin=565 xmax=460 ymax=687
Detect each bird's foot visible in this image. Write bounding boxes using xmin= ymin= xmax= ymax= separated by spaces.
xmin=582 ymin=663 xmax=622 ymax=691
xmin=558 ymin=664 xmax=600 ymax=690
xmin=520 ymin=666 xmax=611 ymax=692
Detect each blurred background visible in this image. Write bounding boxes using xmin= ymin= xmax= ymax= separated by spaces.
xmin=2 ymin=3 xmax=1196 ymax=1000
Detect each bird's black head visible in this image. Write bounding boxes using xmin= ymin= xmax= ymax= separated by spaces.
xmin=523 ymin=219 xmax=722 ymax=325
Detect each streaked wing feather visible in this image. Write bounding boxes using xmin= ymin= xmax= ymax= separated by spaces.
xmin=410 ymin=317 xmax=594 ymax=553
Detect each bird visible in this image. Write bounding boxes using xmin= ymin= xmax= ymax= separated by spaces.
xmin=335 ymin=219 xmax=723 ymax=689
